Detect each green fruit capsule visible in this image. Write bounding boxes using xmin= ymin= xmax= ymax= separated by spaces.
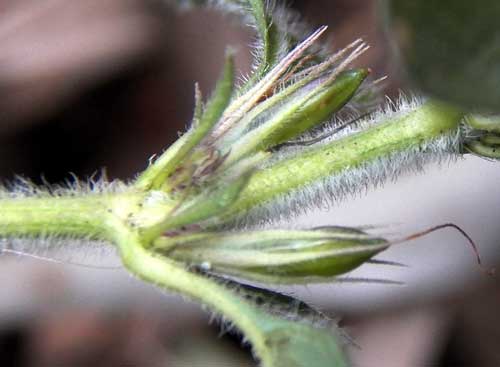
xmin=153 ymin=228 xmax=388 ymax=284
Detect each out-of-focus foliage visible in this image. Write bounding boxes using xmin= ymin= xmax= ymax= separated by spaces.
xmin=382 ymin=0 xmax=500 ymax=113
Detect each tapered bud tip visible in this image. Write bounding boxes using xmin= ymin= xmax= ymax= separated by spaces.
xmin=348 ymin=68 xmax=370 ymax=81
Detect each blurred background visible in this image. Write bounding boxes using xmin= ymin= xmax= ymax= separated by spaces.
xmin=1 ymin=0 xmax=500 ymax=366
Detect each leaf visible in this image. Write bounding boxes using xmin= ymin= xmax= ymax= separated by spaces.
xmin=217 ymin=278 xmax=349 ymax=367
xmin=258 ymin=321 xmax=348 ymax=367
xmin=382 ymin=0 xmax=500 ymax=113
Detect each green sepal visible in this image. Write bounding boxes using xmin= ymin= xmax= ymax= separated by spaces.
xmin=135 ymin=52 xmax=235 ymax=190
xmin=245 ymin=0 xmax=281 ymax=86
xmin=214 ymin=26 xmax=328 ymax=142
xmin=191 ymin=82 xmax=203 ymax=129
xmin=217 ymin=39 xmax=367 ymax=149
xmin=142 ymin=170 xmax=252 ymax=242
xmin=154 ymin=228 xmax=388 ymax=283
xmin=197 ymin=51 xmax=236 ymax=133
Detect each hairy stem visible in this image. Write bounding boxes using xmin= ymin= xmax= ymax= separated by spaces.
xmin=224 ymin=101 xmax=463 ymax=219
xmin=108 ymin=216 xmax=347 ymax=367
xmin=108 ymin=217 xmax=271 ymax=365
xmin=0 ymin=195 xmax=110 ymax=239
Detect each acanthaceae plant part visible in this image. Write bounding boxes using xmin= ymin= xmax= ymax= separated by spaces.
xmin=0 ymin=1 xmax=498 ymax=366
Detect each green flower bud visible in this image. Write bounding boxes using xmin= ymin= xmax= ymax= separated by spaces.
xmin=153 ymin=227 xmax=388 ymax=284
xmin=466 ymin=115 xmax=500 ymax=133
xmin=265 ymin=68 xmax=370 ymax=147
xmin=223 ymin=68 xmax=369 ymax=166
xmin=466 ymin=140 xmax=500 ymax=159
xmin=480 ymin=134 xmax=500 ymax=146
xmin=465 ymin=115 xmax=500 ymax=159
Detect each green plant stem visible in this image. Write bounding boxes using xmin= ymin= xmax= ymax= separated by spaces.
xmin=0 ymin=194 xmax=348 ymax=366
xmin=0 ymin=103 xmax=463 ymax=240
xmin=107 ymin=216 xmax=347 ymax=367
xmin=223 ymin=101 xmax=463 ymax=218
xmin=107 ymin=216 xmax=271 ymax=365
xmin=0 ymin=102 xmax=460 ymax=367
xmin=0 ymin=195 xmax=110 ymax=239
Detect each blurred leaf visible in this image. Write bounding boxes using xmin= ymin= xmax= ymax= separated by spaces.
xmin=382 ymin=0 xmax=500 ymax=113
xmin=224 ymin=278 xmax=348 ymax=367
xmin=257 ymin=318 xmax=348 ymax=367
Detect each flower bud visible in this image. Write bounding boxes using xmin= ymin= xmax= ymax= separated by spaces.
xmin=465 ymin=115 xmax=500 ymax=159
xmin=153 ymin=227 xmax=388 ymax=284
xmin=466 ymin=115 xmax=500 ymax=133
xmin=267 ymin=68 xmax=370 ymax=147
xmin=466 ymin=139 xmax=500 ymax=159
xmin=223 ymin=69 xmax=369 ymax=166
